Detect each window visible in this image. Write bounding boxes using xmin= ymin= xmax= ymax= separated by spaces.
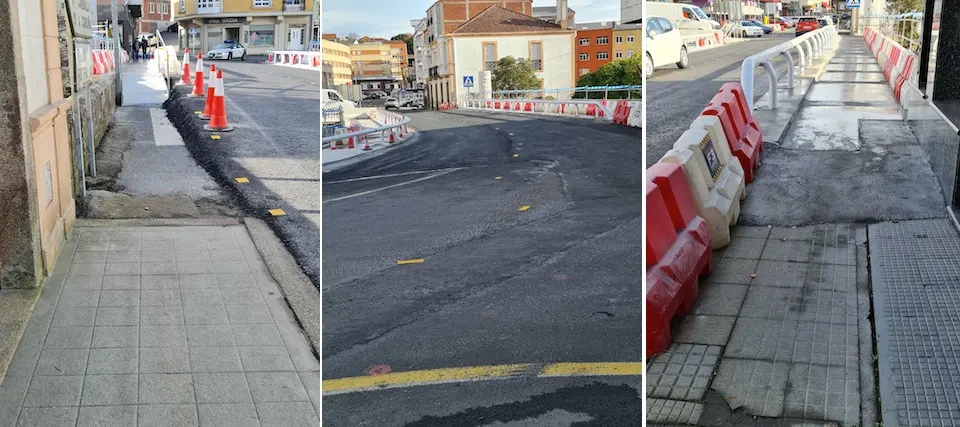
xmin=627 ymin=35 xmax=634 ymax=43
xmin=149 ymin=2 xmax=155 ymax=13
xmin=180 ymin=0 xmax=185 ymax=12
xmin=482 ymin=42 xmax=497 ymax=71
xmin=530 ymin=42 xmax=542 ymax=71
xmin=579 ymin=37 xmax=589 ymax=46
xmin=162 ymin=3 xmax=168 ymax=14
xmin=626 ymin=50 xmax=634 ymax=58
xmin=254 ymin=0 xmax=272 ymax=6
xmin=596 ymin=36 xmax=608 ymax=45
xmin=596 ymin=52 xmax=608 ymax=60
xmin=579 ymin=53 xmax=588 ymax=61
xmin=615 ymin=51 xmax=622 ymax=58
xmin=245 ymin=25 xmax=275 ymax=46
xmin=616 ymin=36 xmax=623 ymax=43
xmin=579 ymin=68 xmax=589 ymax=76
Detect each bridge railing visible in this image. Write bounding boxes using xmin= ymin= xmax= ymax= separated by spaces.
xmin=460 ymin=98 xmax=616 ymax=121
xmin=740 ymin=24 xmax=838 ymax=110
xmin=321 ymin=108 xmax=411 ymax=147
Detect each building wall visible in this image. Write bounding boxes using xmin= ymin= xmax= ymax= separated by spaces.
xmin=612 ymin=28 xmax=641 ymax=60
xmin=435 ymin=0 xmax=533 ymax=34
xmin=322 ymin=39 xmax=352 ymax=87
xmin=177 ymin=0 xmax=316 ymax=53
xmin=621 ymin=0 xmax=641 ymax=23
xmin=452 ymin=32 xmax=574 ymax=101
xmin=575 ymin=28 xmax=613 ymax=75
xmin=140 ymin=0 xmax=172 ymax=33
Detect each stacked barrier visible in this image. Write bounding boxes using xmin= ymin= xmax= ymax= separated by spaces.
xmin=92 ymin=50 xmax=119 ymax=76
xmin=645 ymin=81 xmax=763 ymax=358
xmin=266 ymin=51 xmax=321 ymax=71
xmin=862 ymin=28 xmax=920 ymax=103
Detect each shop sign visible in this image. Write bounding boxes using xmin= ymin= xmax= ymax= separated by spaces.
xmin=206 ymin=17 xmax=244 ymax=25
xmin=66 ymin=0 xmax=92 ymax=38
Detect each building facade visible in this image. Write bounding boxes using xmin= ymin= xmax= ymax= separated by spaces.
xmin=612 ymin=23 xmax=641 ymax=61
xmin=531 ymin=5 xmax=576 ymax=28
xmin=621 ymin=0 xmax=641 ymax=23
xmin=351 ymin=41 xmax=404 ymax=92
xmin=575 ymin=22 xmax=615 ymax=76
xmin=450 ymin=6 xmax=575 ymax=104
xmin=175 ymin=0 xmax=316 ymax=55
xmin=322 ymin=39 xmax=352 ymax=88
xmin=140 ymin=0 xmax=173 ymax=33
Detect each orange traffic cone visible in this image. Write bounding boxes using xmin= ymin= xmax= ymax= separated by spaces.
xmin=190 ymin=55 xmax=205 ymax=97
xmin=388 ymin=131 xmax=395 ymax=143
xmin=203 ymin=70 xmax=234 ymax=132
xmin=363 ymin=138 xmax=371 ymax=150
xmin=199 ymin=66 xmax=218 ymax=120
xmin=348 ymin=137 xmax=355 ymax=149
xmin=180 ymin=48 xmax=192 ymax=85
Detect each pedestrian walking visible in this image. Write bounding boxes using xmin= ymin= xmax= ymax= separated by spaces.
xmin=134 ymin=37 xmax=141 ymax=61
xmin=140 ymin=36 xmax=149 ymax=61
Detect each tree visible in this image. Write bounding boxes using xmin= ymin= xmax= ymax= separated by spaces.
xmin=391 ymin=33 xmax=414 ymax=55
xmin=574 ymin=55 xmax=643 ymax=98
xmin=491 ymin=56 xmax=541 ymax=92
xmin=886 ymin=0 xmax=921 ymax=13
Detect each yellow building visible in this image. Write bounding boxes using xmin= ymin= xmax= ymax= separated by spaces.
xmin=612 ymin=23 xmax=642 ymax=60
xmin=350 ymin=40 xmax=405 ymax=92
xmin=174 ymin=0 xmax=316 ymax=55
xmin=322 ymin=39 xmax=352 ymax=88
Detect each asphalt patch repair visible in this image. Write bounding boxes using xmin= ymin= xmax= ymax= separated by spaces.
xmin=163 ymin=88 xmax=320 ymax=287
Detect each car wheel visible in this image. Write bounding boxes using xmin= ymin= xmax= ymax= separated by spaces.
xmin=677 ymin=46 xmax=688 ymax=69
xmin=742 ymin=31 xmax=748 ymax=37
xmin=241 ymin=52 xmax=246 ymax=61
xmin=228 ymin=53 xmax=233 ymax=60
xmin=644 ymin=53 xmax=654 ymax=78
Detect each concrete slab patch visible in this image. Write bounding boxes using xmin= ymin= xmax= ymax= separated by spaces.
xmin=711 ymin=358 xmax=789 ymax=417
xmin=780 ymin=105 xmax=901 ymax=151
xmin=751 ymin=260 xmax=808 ymax=288
xmin=824 ymin=63 xmax=882 ymax=72
xmin=672 ymin=314 xmax=736 ymax=346
xmin=647 ymin=343 xmax=721 ymax=401
xmin=783 ymin=363 xmax=860 ymax=425
xmin=806 ymin=83 xmax=897 ymax=105
xmin=818 ymin=72 xmax=885 ymax=83
xmin=691 ymin=283 xmax=748 ymax=317
xmin=704 ymin=258 xmax=758 ymax=286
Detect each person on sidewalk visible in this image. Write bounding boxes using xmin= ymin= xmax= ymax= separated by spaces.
xmin=140 ymin=36 xmax=149 ymax=61
xmin=134 ymin=37 xmax=141 ymax=62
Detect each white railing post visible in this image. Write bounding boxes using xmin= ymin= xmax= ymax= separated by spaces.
xmin=795 ymin=44 xmax=806 ymax=71
xmin=762 ymin=61 xmax=778 ymax=109
xmin=782 ymin=51 xmax=795 ymax=92
xmin=741 ymin=57 xmax=755 ymax=110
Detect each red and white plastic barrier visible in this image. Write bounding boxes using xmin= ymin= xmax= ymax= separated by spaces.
xmin=266 ymin=51 xmax=321 ymax=71
xmin=92 ymin=50 xmax=120 ymax=75
xmin=700 ymin=83 xmax=763 ymax=183
xmin=862 ymin=28 xmax=921 ymax=104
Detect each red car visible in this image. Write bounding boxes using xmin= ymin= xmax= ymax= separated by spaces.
xmin=795 ymin=16 xmax=818 ymax=36
xmin=775 ymin=17 xmax=794 ymax=28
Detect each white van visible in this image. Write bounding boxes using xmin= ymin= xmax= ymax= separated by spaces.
xmin=322 ymin=89 xmax=356 ymax=110
xmin=645 ymin=2 xmax=721 ymax=34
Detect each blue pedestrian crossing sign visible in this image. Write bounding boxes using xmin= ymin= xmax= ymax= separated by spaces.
xmin=846 ymin=0 xmax=860 ymax=8
xmin=463 ymin=76 xmax=475 ymax=87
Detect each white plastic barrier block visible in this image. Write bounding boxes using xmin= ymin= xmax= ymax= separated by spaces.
xmin=660 ymin=125 xmax=744 ymax=249
xmin=689 ymin=115 xmax=745 ymax=201
xmin=627 ymin=101 xmax=642 ymax=127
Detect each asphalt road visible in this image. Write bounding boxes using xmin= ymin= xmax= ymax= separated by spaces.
xmin=173 ymin=57 xmax=321 ymax=283
xmin=322 ymin=110 xmax=642 ymax=425
xmin=646 ymin=33 xmax=793 ymax=167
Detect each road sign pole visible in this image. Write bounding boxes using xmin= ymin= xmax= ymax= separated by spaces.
xmin=112 ymin=0 xmax=122 ymax=105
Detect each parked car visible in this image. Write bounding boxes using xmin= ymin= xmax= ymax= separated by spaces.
xmin=745 ymin=20 xmax=773 ymax=34
xmin=644 ymin=15 xmax=688 ymax=78
xmin=645 ymin=2 xmax=722 ymax=33
xmin=775 ymin=17 xmax=794 ymax=28
xmin=323 ymin=89 xmax=356 ymax=110
xmin=207 ymin=40 xmax=246 ymax=60
xmin=818 ymin=16 xmax=834 ymax=28
xmin=739 ymin=21 xmax=764 ymax=38
xmin=384 ymin=95 xmax=424 ymax=110
xmin=795 ymin=16 xmax=819 ymax=36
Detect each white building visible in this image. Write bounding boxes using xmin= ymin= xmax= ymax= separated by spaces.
xmin=449 ymin=6 xmax=575 ymax=102
xmin=621 ymin=0 xmax=641 ymax=24
xmin=410 ymin=18 xmax=429 ymax=89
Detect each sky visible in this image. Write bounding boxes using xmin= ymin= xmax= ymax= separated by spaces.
xmin=321 ymin=0 xmax=622 ymax=39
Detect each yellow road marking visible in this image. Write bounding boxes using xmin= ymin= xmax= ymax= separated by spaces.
xmin=519 ymin=205 xmax=530 ymax=211
xmin=211 ymin=135 xmax=221 ymax=140
xmin=495 ymin=176 xmax=502 ymax=180
xmin=194 ymin=111 xmax=202 ymax=115
xmin=235 ymin=177 xmax=249 ymax=183
xmin=397 ymin=259 xmax=424 ymax=265
xmin=513 ymin=154 xmax=519 ymax=158
xmin=509 ymin=133 xmax=514 ymax=136
xmin=322 ymin=362 xmax=641 ymax=396
xmin=268 ymin=209 xmax=286 ymax=216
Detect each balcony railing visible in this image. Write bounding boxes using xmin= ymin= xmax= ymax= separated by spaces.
xmin=197 ymin=1 xmax=221 ymax=14
xmin=284 ymin=0 xmax=305 ymax=11
xmin=531 ymin=59 xmax=542 ymax=71
xmin=484 ymin=61 xmax=496 ymax=71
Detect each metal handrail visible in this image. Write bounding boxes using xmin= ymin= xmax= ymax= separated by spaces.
xmin=740 ymin=24 xmax=838 ymax=110
xmin=461 ymin=98 xmax=616 ymax=121
xmin=321 ymin=109 xmax=412 ymax=146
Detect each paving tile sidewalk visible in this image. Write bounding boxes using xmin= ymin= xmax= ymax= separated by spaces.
xmin=0 ymin=223 xmax=320 ymax=426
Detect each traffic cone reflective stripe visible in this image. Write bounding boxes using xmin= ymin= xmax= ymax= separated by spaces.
xmin=200 ymin=69 xmax=218 ymax=120
xmin=191 ymin=55 xmax=205 ymax=97
xmin=204 ymin=70 xmax=234 ymax=132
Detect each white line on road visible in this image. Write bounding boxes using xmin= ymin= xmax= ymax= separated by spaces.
xmin=150 ymin=108 xmax=185 ymax=146
xmin=324 ymin=167 xmax=464 ymax=184
xmin=323 ymin=169 xmax=460 ymax=203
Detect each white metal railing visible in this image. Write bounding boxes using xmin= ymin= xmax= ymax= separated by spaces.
xmin=860 ymin=13 xmax=922 ymax=53
xmin=741 ymin=24 xmax=838 ymax=110
xmin=460 ymin=99 xmax=615 ymax=121
xmin=321 ymin=109 xmax=412 ymax=147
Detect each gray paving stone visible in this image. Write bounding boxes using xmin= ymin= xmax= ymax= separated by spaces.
xmin=45 ymin=327 xmax=93 ymax=349
xmin=99 ymin=290 xmax=140 ymax=307
xmin=715 ymin=237 xmax=766 ymax=261
xmin=256 ymin=401 xmax=320 ymax=426
xmin=212 ymin=261 xmax=250 ymax=275
xmin=52 ymin=307 xmax=97 ymax=327
xmin=93 ymin=326 xmax=139 ymax=348
xmin=77 ymin=405 xmax=138 ymax=427
xmin=806 ymin=263 xmax=857 ymax=292
xmin=751 ymin=260 xmax=808 ymax=288
xmin=137 ymin=404 xmax=198 ymax=427
xmin=177 ymin=262 xmax=215 ymax=275
xmin=731 ymin=226 xmax=772 ymax=239
xmin=141 ymin=250 xmax=176 ymax=263
xmin=217 ymin=274 xmax=257 ymax=289
xmin=712 ymin=358 xmax=790 ymax=417
xmin=704 ymin=257 xmax=758 ymax=285
xmin=740 ymin=286 xmax=804 ymax=320
xmin=232 ymin=324 xmax=283 ymax=346
xmin=87 ymin=348 xmax=139 ymax=374
xmin=95 ymin=307 xmax=140 ymax=326
xmin=246 ymin=372 xmax=309 ymax=402
xmin=188 ymin=346 xmax=243 ymax=373
xmin=691 ymin=283 xmax=748 ymax=316
xmin=180 ymin=289 xmax=222 ymax=306
xmin=210 ymin=250 xmax=245 ymax=261
xmin=81 ymin=374 xmax=138 ymax=406
xmin=225 ymin=304 xmax=274 ymax=324
xmin=108 ymin=241 xmax=139 ymax=252
xmin=647 ymin=398 xmax=703 ymax=425
xmin=63 ymin=276 xmax=103 ymax=291
xmin=206 ymin=238 xmax=239 ymax=250
xmin=238 ymin=346 xmax=295 ymax=372
xmin=139 ymin=347 xmax=190 ymax=373
xmin=178 ymin=274 xmax=218 ymax=289
xmin=299 ymin=371 xmax=321 ymax=405
xmin=672 ymin=314 xmax=736 ymax=346
xmin=647 ymin=343 xmax=721 ymax=400
xmin=264 ymin=295 xmax=298 ymax=324
xmin=221 ymin=288 xmax=264 ymax=306
xmin=106 ymin=250 xmax=139 ymax=263
xmin=23 ymin=376 xmax=84 ymax=407
xmin=784 ymin=363 xmax=860 ymax=425
xmin=70 ymin=263 xmax=106 ymax=276
xmin=101 ymin=275 xmax=140 ymax=290
xmin=57 ymin=291 xmax=101 ymax=308
xmin=141 ymin=275 xmax=179 ymax=290
xmin=74 ymin=251 xmax=109 ymax=264
xmin=182 ymin=304 xmax=229 ymax=325
xmin=185 ymin=324 xmax=235 ymax=347
xmin=175 ymin=250 xmax=210 ymax=262
xmin=140 ymin=306 xmax=185 ymax=325
xmin=198 ymin=403 xmax=260 ymax=427
xmin=16 ymin=406 xmax=78 ymax=427
xmin=726 ymin=318 xmax=859 ymax=366
xmin=761 ymin=237 xmax=814 ymax=263
xmin=141 ymin=325 xmax=188 ymax=347
xmin=194 ymin=373 xmax=253 ymax=403
xmin=142 ymin=263 xmax=177 ymax=275
xmin=277 ymin=324 xmax=320 ymax=371
xmin=139 ymin=374 xmax=196 ymax=404
xmin=770 ymin=226 xmax=817 ymax=241
xmin=140 ymin=290 xmax=181 ymax=307
xmin=35 ymin=348 xmax=89 ymax=376
xmin=105 ymin=263 xmax=141 ymax=276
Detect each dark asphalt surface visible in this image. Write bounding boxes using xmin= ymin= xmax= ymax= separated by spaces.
xmin=322 ymin=110 xmax=641 ymax=425
xmin=646 ymin=34 xmax=794 ymax=167
xmin=164 ymin=57 xmax=320 ymax=285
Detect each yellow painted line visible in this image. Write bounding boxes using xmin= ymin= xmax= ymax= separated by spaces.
xmin=322 ymin=362 xmax=641 ymax=396
xmin=268 ymin=209 xmax=286 ymax=216
xmin=397 ymin=259 xmax=424 ymax=265
xmin=509 ymin=132 xmax=514 ymax=136
xmin=513 ymin=154 xmax=519 ymax=158
xmin=495 ymin=176 xmax=502 ymax=180
xmin=194 ymin=111 xmax=202 ymax=115
xmin=235 ymin=177 xmax=249 ymax=183
xmin=211 ymin=135 xmax=222 ymax=140
xmin=519 ymin=205 xmax=530 ymax=211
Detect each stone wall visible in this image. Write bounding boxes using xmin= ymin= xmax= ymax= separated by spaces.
xmin=66 ymin=73 xmax=117 ymax=187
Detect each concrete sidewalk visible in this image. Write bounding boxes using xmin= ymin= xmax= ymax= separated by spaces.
xmin=121 ymin=57 xmax=169 ymax=107
xmin=647 ymin=35 xmax=953 ymax=426
xmin=0 ymin=222 xmax=320 ymax=426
